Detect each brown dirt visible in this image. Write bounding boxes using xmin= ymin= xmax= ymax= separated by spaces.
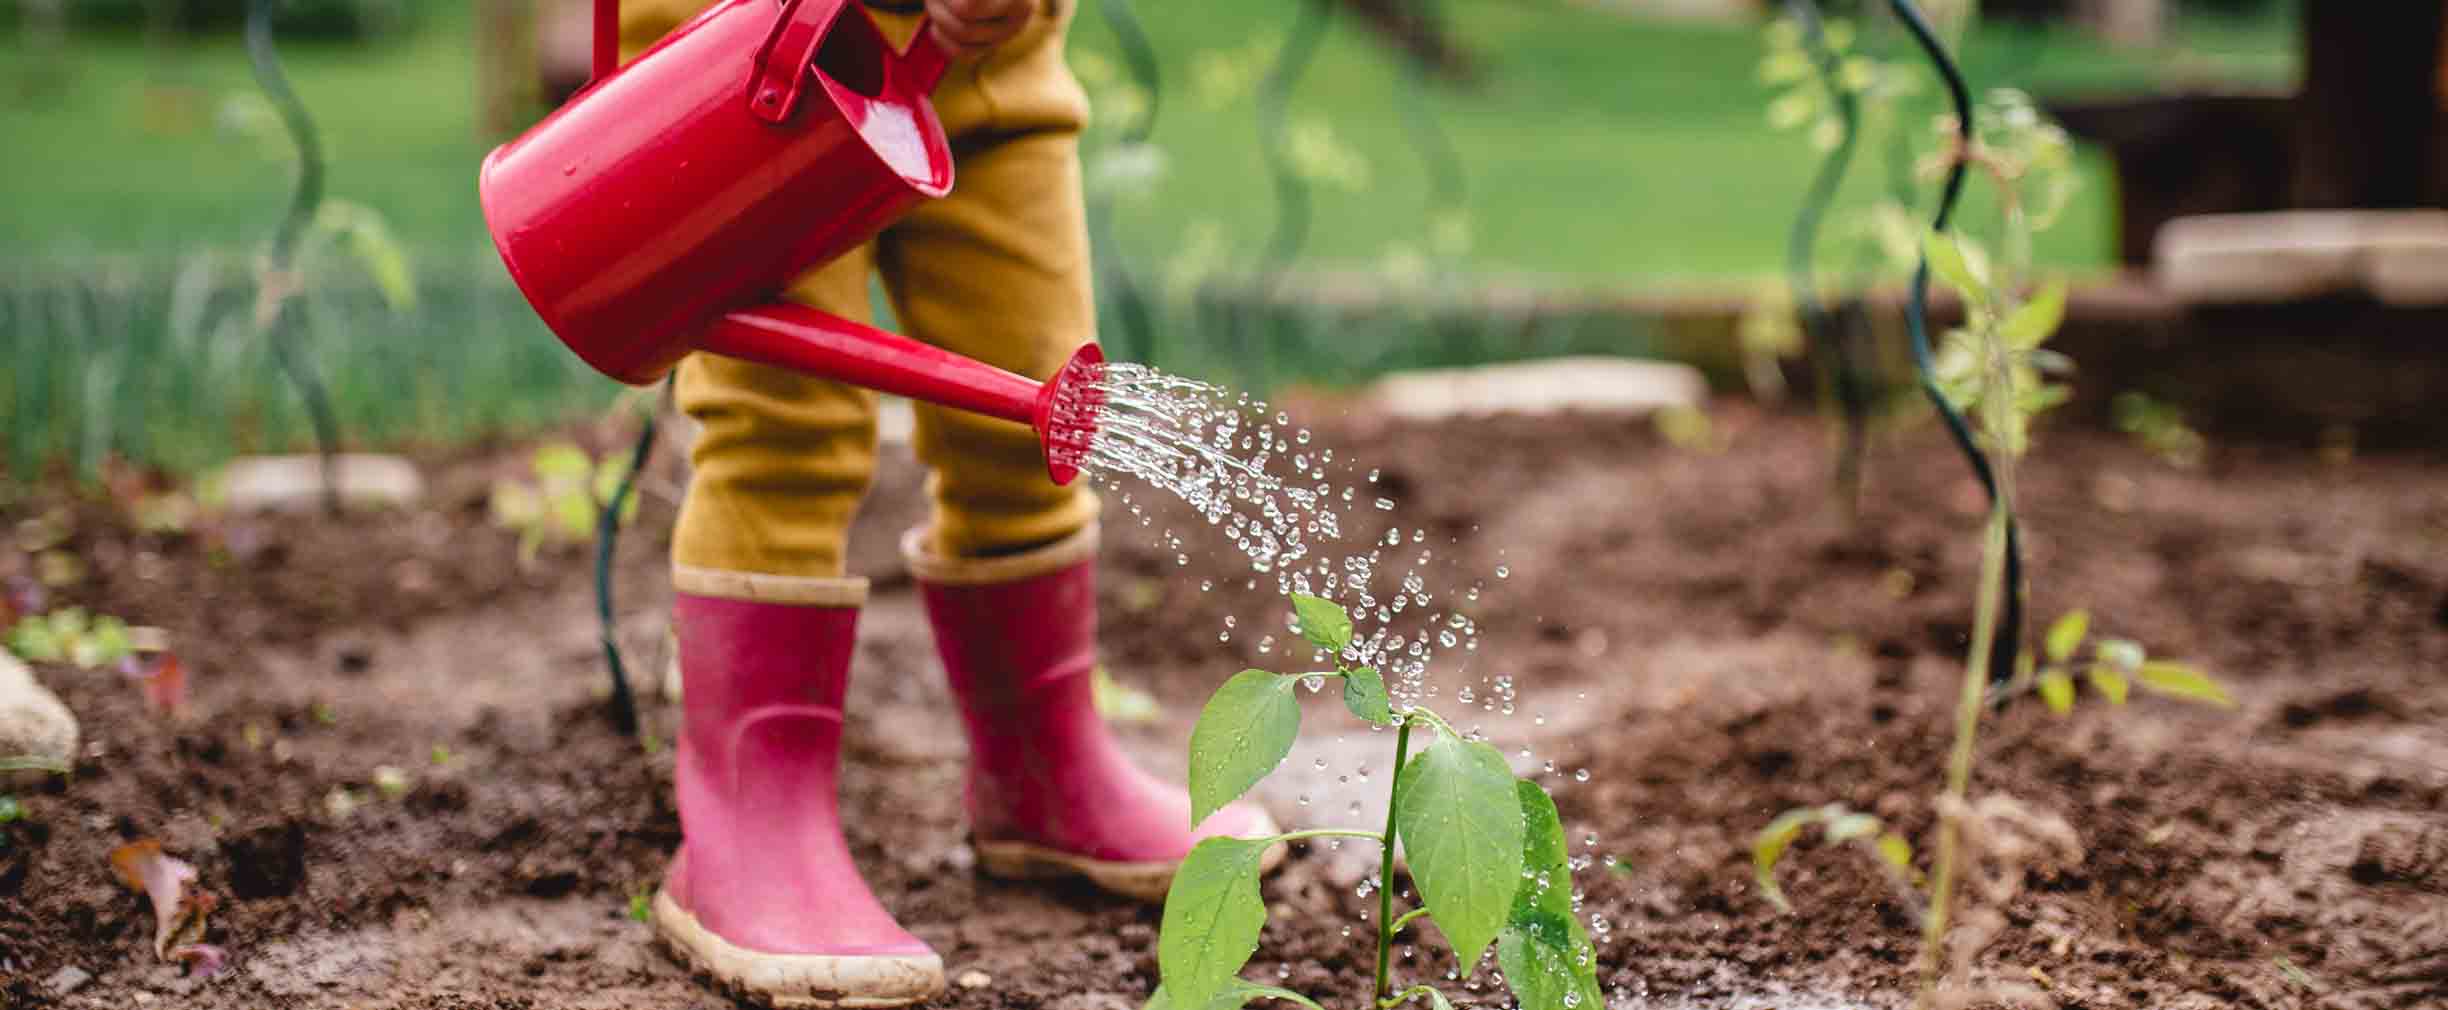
xmin=2 ymin=402 xmax=2444 ymax=1009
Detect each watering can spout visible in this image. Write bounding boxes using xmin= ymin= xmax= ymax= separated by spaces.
xmin=702 ymin=306 xmax=1106 ymax=485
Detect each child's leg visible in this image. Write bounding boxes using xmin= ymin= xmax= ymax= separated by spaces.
xmin=873 ymin=4 xmax=1099 ymax=559
xmin=876 ymin=5 xmax=1282 ymax=902
xmin=670 ymin=247 xmax=884 ymax=579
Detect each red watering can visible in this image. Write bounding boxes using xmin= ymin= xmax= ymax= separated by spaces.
xmin=479 ymin=0 xmax=1104 ymax=483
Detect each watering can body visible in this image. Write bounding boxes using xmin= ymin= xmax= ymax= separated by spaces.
xmin=479 ymin=0 xmax=1103 ymax=482
xmin=480 ymin=0 xmax=954 ymax=386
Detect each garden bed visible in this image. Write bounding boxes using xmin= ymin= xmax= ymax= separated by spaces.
xmin=3 ymin=403 xmax=2443 ymax=1009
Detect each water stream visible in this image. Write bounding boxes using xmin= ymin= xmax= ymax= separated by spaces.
xmin=1063 ymin=362 xmax=1643 ymax=993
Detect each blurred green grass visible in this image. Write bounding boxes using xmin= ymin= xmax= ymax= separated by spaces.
xmin=2 ymin=0 xmax=2295 ymax=281
xmin=0 ymin=1 xmax=2295 ymax=476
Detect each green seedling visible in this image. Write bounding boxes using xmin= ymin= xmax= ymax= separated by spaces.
xmin=489 ymin=442 xmax=639 ymax=562
xmin=6 ymin=607 xmax=137 ymax=670
xmin=1754 ymin=32 xmax=2235 ymax=1007
xmin=1150 ymin=594 xmax=1597 ymax=1010
xmin=2028 ymin=609 xmax=2231 ymax=714
xmin=2110 ymin=391 xmax=2207 ymax=468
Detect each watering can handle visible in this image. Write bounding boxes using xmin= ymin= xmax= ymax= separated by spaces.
xmin=751 ymin=0 xmax=954 ymax=123
xmin=589 ymin=1 xmax=952 ymax=109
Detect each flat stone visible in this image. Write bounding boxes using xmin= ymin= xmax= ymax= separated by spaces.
xmin=45 ymin=965 xmax=92 ymax=995
xmin=2156 ymin=209 xmax=2448 ymax=306
xmin=0 ymin=649 xmax=78 ymax=771
xmin=213 ymin=454 xmax=424 ymax=513
xmin=1363 ymin=356 xmax=1707 ymax=422
xmin=2362 ymin=211 xmax=2448 ymax=306
xmin=2155 ymin=211 xmax=2365 ymax=305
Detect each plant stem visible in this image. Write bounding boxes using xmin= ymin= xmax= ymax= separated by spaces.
xmin=1373 ymin=717 xmax=1415 ymax=1001
xmin=1915 ymin=298 xmax=2021 ymax=1010
xmin=1378 ymin=985 xmax=1441 ymax=1010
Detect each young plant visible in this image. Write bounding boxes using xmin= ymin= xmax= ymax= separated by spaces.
xmin=488 ymin=442 xmax=638 ymax=562
xmin=1753 ymin=8 xmax=2235 ymax=1008
xmin=1152 ymin=594 xmax=1598 ymax=1010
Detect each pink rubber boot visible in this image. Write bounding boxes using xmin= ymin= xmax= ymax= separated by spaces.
xmin=903 ymin=525 xmax=1284 ymax=902
xmin=655 ymin=569 xmax=946 ymax=1008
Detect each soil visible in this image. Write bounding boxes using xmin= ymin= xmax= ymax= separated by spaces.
xmin=2 ymin=401 xmax=2443 ymax=1010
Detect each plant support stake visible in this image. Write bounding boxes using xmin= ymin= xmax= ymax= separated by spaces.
xmin=1888 ymin=0 xmax=2022 ymax=688
xmin=246 ymin=0 xmax=345 ymax=516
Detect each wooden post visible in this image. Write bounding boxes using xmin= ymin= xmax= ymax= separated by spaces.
xmin=2291 ymin=0 xmax=2444 ymax=209
xmin=2080 ymin=0 xmax=2164 ymax=49
xmin=473 ymin=0 xmax=539 ymax=143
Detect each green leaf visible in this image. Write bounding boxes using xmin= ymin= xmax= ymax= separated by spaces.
xmin=1394 ymin=731 xmax=1525 ymax=966
xmin=1752 ymin=807 xmax=1818 ymax=914
xmin=2037 ymin=671 xmax=2075 ymax=714
xmin=1823 ymin=812 xmax=1880 ymax=845
xmin=317 ymin=200 xmax=418 ymax=311
xmin=1288 ymin=594 xmax=1353 ymax=655
xmin=1157 ymin=836 xmax=1275 ymax=1010
xmin=1923 ymin=231 xmax=1985 ymax=301
xmin=1340 ymin=665 xmax=1392 ymax=725
xmin=2043 ymin=609 xmax=2089 ymax=664
xmin=1147 ymin=981 xmax=1326 ymax=1010
xmin=1507 ymin=781 xmax=1574 ymax=923
xmin=2097 ymin=638 xmax=2145 ymax=674
xmin=2136 ymin=660 xmax=2234 ymax=707
xmin=2086 ymin=665 xmax=2130 ymax=705
xmin=1874 ymin=832 xmax=1913 ymax=870
xmin=532 ymin=443 xmax=591 ymax=482
xmin=2000 ymin=278 xmax=2069 ymax=348
xmin=1187 ymin=671 xmax=1303 ymax=826
xmin=1498 ymin=781 xmax=1603 ymax=1010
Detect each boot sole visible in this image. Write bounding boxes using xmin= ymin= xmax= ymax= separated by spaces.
xmin=653 ymin=890 xmax=947 ymax=1008
xmin=975 ymin=817 xmax=1291 ymax=904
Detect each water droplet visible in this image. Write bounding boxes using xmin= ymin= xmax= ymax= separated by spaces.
xmin=1495 ymin=565 xmax=1510 ymax=579
xmin=1374 ymin=497 xmax=1396 ymax=511
xmin=1574 ymin=768 xmax=1590 ymax=782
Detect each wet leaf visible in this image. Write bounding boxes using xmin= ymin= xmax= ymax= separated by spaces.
xmin=1498 ymin=781 xmax=1602 ymax=1010
xmin=1395 ymin=732 xmax=1525 ymax=966
xmin=2136 ymin=660 xmax=2234 ymax=707
xmin=1187 ymin=671 xmax=1302 ymax=826
xmin=1340 ymin=665 xmax=1392 ymax=726
xmin=1157 ymin=836 xmax=1275 ymax=1010
xmin=2037 ymin=671 xmax=2075 ymax=714
xmin=2086 ymin=665 xmax=2130 ymax=705
xmin=2043 ymin=609 xmax=2089 ymax=664
xmin=1288 ymin=594 xmax=1352 ymax=655
xmin=1753 ymin=807 xmax=1818 ymax=914
xmin=2001 ymin=278 xmax=2069 ymax=348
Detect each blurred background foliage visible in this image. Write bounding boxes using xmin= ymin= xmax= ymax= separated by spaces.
xmin=0 ymin=0 xmax=2299 ymax=478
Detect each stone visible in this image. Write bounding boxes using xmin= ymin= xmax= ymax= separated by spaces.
xmin=45 ymin=965 xmax=92 ymax=995
xmin=2361 ymin=210 xmax=2448 ymax=306
xmin=955 ymin=970 xmax=992 ymax=990
xmin=1363 ymin=356 xmax=1707 ymax=422
xmin=2155 ymin=211 xmax=2364 ymax=305
xmin=0 ymin=649 xmax=78 ymax=771
xmin=212 ymin=454 xmax=425 ymax=513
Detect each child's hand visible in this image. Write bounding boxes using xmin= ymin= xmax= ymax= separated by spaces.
xmin=927 ymin=0 xmax=1034 ymax=57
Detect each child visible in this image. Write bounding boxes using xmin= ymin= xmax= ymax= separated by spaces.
xmin=616 ymin=1 xmax=1280 ymax=1005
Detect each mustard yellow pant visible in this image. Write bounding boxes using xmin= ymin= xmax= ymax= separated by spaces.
xmin=622 ymin=1 xmax=1099 ymax=577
